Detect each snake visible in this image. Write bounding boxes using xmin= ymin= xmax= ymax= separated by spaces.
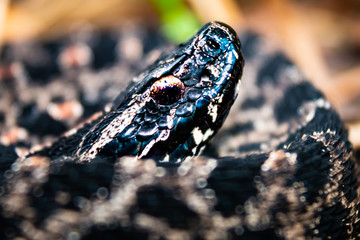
xmin=0 ymin=21 xmax=359 ymax=239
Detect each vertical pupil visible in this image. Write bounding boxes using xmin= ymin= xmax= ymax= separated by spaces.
xmin=150 ymin=76 xmax=185 ymax=105
xmin=208 ymin=38 xmax=220 ymax=49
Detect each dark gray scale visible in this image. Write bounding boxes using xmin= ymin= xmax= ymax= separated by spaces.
xmin=158 ymin=105 xmax=171 ymax=112
xmin=173 ymin=57 xmax=198 ymax=80
xmin=133 ymin=114 xmax=144 ymax=124
xmin=146 ymin=98 xmax=158 ymax=110
xmin=136 ymin=122 xmax=158 ymax=140
xmin=175 ymin=102 xmax=195 ymax=117
xmin=158 ymin=117 xmax=174 ymax=130
xmin=183 ymin=78 xmax=198 ymax=87
xmin=186 ymin=89 xmax=202 ymax=101
xmin=195 ymin=79 xmax=213 ymax=88
xmin=136 ymin=106 xmax=147 ymax=114
xmin=144 ymin=112 xmax=159 ymax=123
xmin=120 ymin=123 xmax=138 ymax=139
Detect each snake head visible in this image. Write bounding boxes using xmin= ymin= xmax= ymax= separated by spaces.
xmin=78 ymin=21 xmax=244 ymax=165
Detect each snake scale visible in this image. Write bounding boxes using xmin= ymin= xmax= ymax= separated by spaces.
xmin=0 ymin=22 xmax=359 ymax=239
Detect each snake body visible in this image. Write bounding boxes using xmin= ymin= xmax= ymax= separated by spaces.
xmin=0 ymin=22 xmax=359 ymax=239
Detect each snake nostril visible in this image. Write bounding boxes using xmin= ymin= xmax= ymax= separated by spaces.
xmin=150 ymin=76 xmax=185 ymax=105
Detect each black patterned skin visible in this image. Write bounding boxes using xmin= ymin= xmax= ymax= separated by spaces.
xmin=26 ymin=22 xmax=244 ymax=166
xmin=0 ymin=24 xmax=359 ymax=240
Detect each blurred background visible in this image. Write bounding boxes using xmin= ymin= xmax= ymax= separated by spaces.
xmin=0 ymin=0 xmax=359 ymax=151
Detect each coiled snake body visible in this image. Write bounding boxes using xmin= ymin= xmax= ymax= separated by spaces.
xmin=0 ymin=22 xmax=359 ymax=239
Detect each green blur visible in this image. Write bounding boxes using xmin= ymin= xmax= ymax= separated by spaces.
xmin=148 ymin=0 xmax=201 ymax=44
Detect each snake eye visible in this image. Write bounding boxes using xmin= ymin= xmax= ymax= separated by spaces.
xmin=207 ymin=38 xmax=220 ymax=50
xmin=201 ymin=36 xmax=222 ymax=57
xmin=150 ymin=76 xmax=185 ymax=105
